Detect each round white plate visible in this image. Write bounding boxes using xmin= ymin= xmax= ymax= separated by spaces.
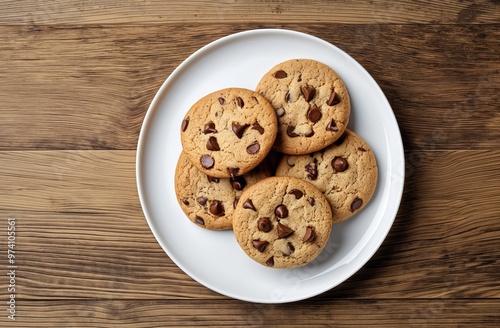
xmin=136 ymin=29 xmax=405 ymax=303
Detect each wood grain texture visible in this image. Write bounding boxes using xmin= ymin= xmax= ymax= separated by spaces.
xmin=0 ymin=150 xmax=498 ymax=300
xmin=0 ymin=0 xmax=499 ymax=25
xmin=7 ymin=300 xmax=500 ymax=327
xmin=1 ymin=0 xmax=499 ymax=325
xmin=1 ymin=24 xmax=498 ymax=151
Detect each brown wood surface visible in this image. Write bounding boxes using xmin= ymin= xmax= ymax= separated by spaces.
xmin=0 ymin=0 xmax=499 ymax=326
xmin=1 ymin=0 xmax=499 ymax=25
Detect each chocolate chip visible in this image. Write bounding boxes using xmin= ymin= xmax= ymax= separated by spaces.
xmin=276 ymin=107 xmax=285 ymax=117
xmin=195 ymin=216 xmax=205 ymax=226
xmin=209 ymin=200 xmax=225 ymax=216
xmin=246 ymin=141 xmax=260 ymax=155
xmin=297 ymin=73 xmax=302 ymax=82
xmin=288 ymin=189 xmax=303 ymax=199
xmin=257 ymin=217 xmax=272 ymax=232
xmin=286 ymin=125 xmax=299 ymax=138
xmin=243 ymin=199 xmax=256 ymax=211
xmin=326 ymin=119 xmax=339 ymax=132
xmin=301 ymin=85 xmax=316 ymax=102
xmin=233 ymin=197 xmax=239 ymax=209
xmin=181 ymin=117 xmax=189 ymax=132
xmin=305 ymin=130 xmax=315 ymax=138
xmin=285 ymin=92 xmax=290 ymax=102
xmin=350 ymin=197 xmax=363 ymax=212
xmin=230 ymin=176 xmax=247 ymax=191
xmin=303 ymin=226 xmax=316 ymax=242
xmin=307 ymin=106 xmax=322 ymax=123
xmin=207 ymin=175 xmax=220 ymax=183
xmin=232 ymin=122 xmax=249 ymax=139
xmin=275 ymin=204 xmax=288 ymax=218
xmin=181 ymin=197 xmax=189 ymax=205
xmin=236 ymin=97 xmax=244 ymax=108
xmin=274 ymin=70 xmax=287 ymax=79
xmin=251 ymin=122 xmax=265 ymax=134
xmin=326 ymin=90 xmax=341 ymax=106
xmin=284 ymin=242 xmax=295 ymax=256
xmin=265 ymin=256 xmax=274 ymax=267
xmin=197 ymin=197 xmax=208 ymax=206
xmin=252 ymin=239 xmax=269 ymax=252
xmin=305 ymin=161 xmax=318 ymax=180
xmin=358 ymin=147 xmax=367 ymax=152
xmin=203 ymin=121 xmax=217 ymax=134
xmin=200 ymin=155 xmax=214 ymax=169
xmin=333 ymin=132 xmax=347 ymax=145
xmin=332 ymin=156 xmax=348 ymax=172
xmin=277 ymin=222 xmax=294 ymax=239
xmin=218 ymin=97 xmax=225 ymax=105
xmin=307 ymin=197 xmax=315 ymax=206
xmin=227 ymin=167 xmax=239 ymax=177
xmin=206 ymin=136 xmax=220 ymax=151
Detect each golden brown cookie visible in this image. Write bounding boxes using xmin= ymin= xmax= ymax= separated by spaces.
xmin=276 ymin=130 xmax=378 ymax=224
xmin=232 ymin=176 xmax=333 ymax=268
xmin=256 ymin=59 xmax=351 ymax=155
xmin=180 ymin=88 xmax=278 ymax=178
xmin=175 ymin=151 xmax=272 ymax=230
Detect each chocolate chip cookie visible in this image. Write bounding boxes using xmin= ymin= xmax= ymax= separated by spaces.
xmin=276 ymin=129 xmax=378 ymax=224
xmin=180 ymin=88 xmax=278 ymax=178
xmin=256 ymin=59 xmax=351 ymax=155
xmin=175 ymin=151 xmax=272 ymax=230
xmin=233 ymin=176 xmax=333 ymax=268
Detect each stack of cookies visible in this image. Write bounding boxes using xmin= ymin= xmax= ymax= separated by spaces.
xmin=175 ymin=59 xmax=377 ymax=269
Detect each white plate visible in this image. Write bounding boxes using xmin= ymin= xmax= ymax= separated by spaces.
xmin=136 ymin=29 xmax=405 ymax=303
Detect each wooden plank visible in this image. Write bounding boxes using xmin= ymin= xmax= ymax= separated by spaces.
xmin=7 ymin=300 xmax=500 ymax=327
xmin=0 ymin=150 xmax=499 ymax=300
xmin=0 ymin=150 xmax=138 ymax=213
xmin=1 ymin=24 xmax=498 ymax=151
xmin=0 ymin=0 xmax=499 ymax=25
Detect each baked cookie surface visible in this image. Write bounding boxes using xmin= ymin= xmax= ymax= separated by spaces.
xmin=175 ymin=151 xmax=272 ymax=230
xmin=276 ymin=130 xmax=378 ymax=224
xmin=180 ymin=88 xmax=278 ymax=178
xmin=256 ymin=59 xmax=350 ymax=155
xmin=233 ymin=176 xmax=333 ymax=268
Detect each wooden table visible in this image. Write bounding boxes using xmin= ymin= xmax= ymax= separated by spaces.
xmin=1 ymin=1 xmax=499 ymax=326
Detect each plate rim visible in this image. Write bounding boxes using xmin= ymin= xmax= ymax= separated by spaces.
xmin=136 ymin=28 xmax=405 ymax=303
